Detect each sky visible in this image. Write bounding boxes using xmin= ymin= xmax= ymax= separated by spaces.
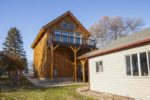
xmin=0 ymin=0 xmax=150 ymax=62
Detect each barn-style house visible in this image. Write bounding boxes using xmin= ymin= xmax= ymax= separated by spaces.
xmin=31 ymin=11 xmax=95 ymax=82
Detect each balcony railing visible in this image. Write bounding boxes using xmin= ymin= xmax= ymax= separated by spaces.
xmin=50 ymin=33 xmax=95 ymax=47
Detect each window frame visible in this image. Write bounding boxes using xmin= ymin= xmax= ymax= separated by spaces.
xmin=125 ymin=50 xmax=150 ymax=77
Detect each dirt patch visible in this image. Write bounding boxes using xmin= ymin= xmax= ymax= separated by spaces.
xmin=76 ymin=86 xmax=134 ymax=100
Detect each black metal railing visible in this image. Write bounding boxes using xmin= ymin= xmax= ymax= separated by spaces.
xmin=50 ymin=34 xmax=95 ymax=47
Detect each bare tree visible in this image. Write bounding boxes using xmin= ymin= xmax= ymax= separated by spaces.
xmin=126 ymin=17 xmax=144 ymax=32
xmin=89 ymin=16 xmax=144 ymax=48
xmin=89 ymin=16 xmax=111 ymax=48
xmin=109 ymin=16 xmax=126 ymax=40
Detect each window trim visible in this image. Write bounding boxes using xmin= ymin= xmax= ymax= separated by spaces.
xmin=125 ymin=50 xmax=150 ymax=77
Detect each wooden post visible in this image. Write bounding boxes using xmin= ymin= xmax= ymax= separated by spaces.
xmin=50 ymin=44 xmax=59 ymax=80
xmin=70 ymin=46 xmax=80 ymax=82
xmin=80 ymin=58 xmax=87 ymax=83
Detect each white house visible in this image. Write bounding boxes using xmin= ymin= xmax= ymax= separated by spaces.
xmin=79 ymin=28 xmax=150 ymax=100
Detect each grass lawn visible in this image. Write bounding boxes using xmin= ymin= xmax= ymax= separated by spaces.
xmin=0 ymin=76 xmax=93 ymax=100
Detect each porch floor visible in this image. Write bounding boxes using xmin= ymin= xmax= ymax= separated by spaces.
xmin=24 ymin=73 xmax=88 ymax=88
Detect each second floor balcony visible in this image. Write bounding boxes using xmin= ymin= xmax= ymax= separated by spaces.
xmin=49 ymin=30 xmax=96 ymax=48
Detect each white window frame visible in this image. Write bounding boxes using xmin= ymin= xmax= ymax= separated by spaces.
xmin=125 ymin=50 xmax=150 ymax=77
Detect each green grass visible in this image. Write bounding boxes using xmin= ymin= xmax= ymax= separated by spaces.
xmin=0 ymin=76 xmax=93 ymax=100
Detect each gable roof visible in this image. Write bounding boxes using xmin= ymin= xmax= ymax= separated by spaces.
xmin=78 ymin=28 xmax=150 ymax=59
xmin=31 ymin=11 xmax=91 ymax=48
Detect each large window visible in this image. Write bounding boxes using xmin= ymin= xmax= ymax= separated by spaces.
xmin=69 ymin=32 xmax=74 ymax=43
xmin=76 ymin=33 xmax=81 ymax=44
xmin=62 ymin=31 xmax=68 ymax=43
xmin=96 ymin=61 xmax=103 ymax=73
xmin=125 ymin=51 xmax=150 ymax=77
xmin=55 ymin=30 xmax=61 ymax=42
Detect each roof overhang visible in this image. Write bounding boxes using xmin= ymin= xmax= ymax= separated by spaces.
xmin=78 ymin=38 xmax=150 ymax=59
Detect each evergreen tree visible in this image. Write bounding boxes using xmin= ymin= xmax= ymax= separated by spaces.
xmin=3 ymin=27 xmax=28 ymax=71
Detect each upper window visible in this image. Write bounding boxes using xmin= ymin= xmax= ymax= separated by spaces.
xmin=96 ymin=61 xmax=103 ymax=73
xmin=68 ymin=24 xmax=75 ymax=30
xmin=62 ymin=23 xmax=75 ymax=30
xmin=125 ymin=51 xmax=150 ymax=77
xmin=62 ymin=23 xmax=67 ymax=29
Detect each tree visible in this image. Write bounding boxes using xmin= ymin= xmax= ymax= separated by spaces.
xmin=0 ymin=51 xmax=25 ymax=86
xmin=89 ymin=16 xmax=144 ymax=48
xmin=2 ymin=27 xmax=27 ymax=85
xmin=126 ymin=17 xmax=144 ymax=32
xmin=3 ymin=27 xmax=27 ymax=59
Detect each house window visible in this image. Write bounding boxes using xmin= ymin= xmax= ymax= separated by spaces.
xmin=62 ymin=31 xmax=68 ymax=43
xmin=55 ymin=30 xmax=61 ymax=42
xmin=69 ymin=24 xmax=75 ymax=30
xmin=125 ymin=55 xmax=131 ymax=75
xmin=132 ymin=54 xmax=139 ymax=76
xmin=96 ymin=61 xmax=103 ymax=73
xmin=76 ymin=33 xmax=81 ymax=44
xmin=69 ymin=32 xmax=74 ymax=43
xmin=140 ymin=52 xmax=148 ymax=76
xmin=125 ymin=51 xmax=150 ymax=77
xmin=62 ymin=23 xmax=67 ymax=29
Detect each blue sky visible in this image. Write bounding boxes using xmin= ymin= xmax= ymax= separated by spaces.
xmin=0 ymin=0 xmax=150 ymax=61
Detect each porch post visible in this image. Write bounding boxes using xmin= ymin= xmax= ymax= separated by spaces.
xmin=50 ymin=44 xmax=59 ymax=80
xmin=80 ymin=58 xmax=87 ymax=83
xmin=70 ymin=46 xmax=80 ymax=82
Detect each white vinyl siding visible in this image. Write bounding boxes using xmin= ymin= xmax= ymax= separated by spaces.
xmin=89 ymin=44 xmax=150 ymax=100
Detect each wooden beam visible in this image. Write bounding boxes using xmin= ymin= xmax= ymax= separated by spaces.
xmin=50 ymin=44 xmax=54 ymax=80
xmin=80 ymin=58 xmax=87 ymax=83
xmin=50 ymin=44 xmax=59 ymax=80
xmin=70 ymin=46 xmax=81 ymax=82
xmin=53 ymin=44 xmax=59 ymax=51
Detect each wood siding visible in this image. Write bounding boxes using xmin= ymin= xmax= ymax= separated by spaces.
xmin=34 ymin=32 xmax=48 ymax=78
xmin=89 ymin=44 xmax=150 ymax=100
